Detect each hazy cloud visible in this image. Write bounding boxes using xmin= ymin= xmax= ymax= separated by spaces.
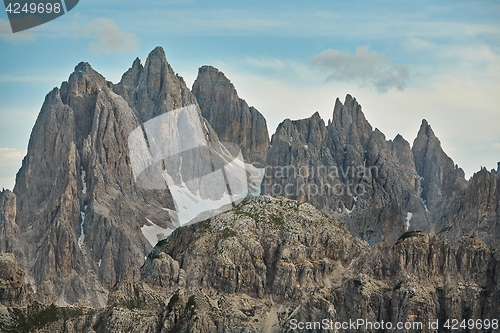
xmin=82 ymin=18 xmax=139 ymax=55
xmin=0 ymin=19 xmax=34 ymax=43
xmin=0 ymin=74 xmax=55 ymax=83
xmin=244 ymin=58 xmax=286 ymax=70
xmin=312 ymin=46 xmax=410 ymax=93
xmin=0 ymin=148 xmax=26 ymax=160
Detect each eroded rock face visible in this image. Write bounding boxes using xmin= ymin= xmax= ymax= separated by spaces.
xmin=0 ymin=190 xmax=19 ymax=253
xmin=412 ymin=120 xmax=468 ymax=221
xmin=438 ymin=168 xmax=500 ymax=250
xmin=3 ymin=197 xmax=496 ymax=333
xmin=192 ymin=65 xmax=269 ymax=165
xmin=264 ymin=96 xmax=431 ymax=244
xmin=0 ymin=253 xmax=29 ymax=307
xmin=5 ymin=47 xmax=212 ymax=308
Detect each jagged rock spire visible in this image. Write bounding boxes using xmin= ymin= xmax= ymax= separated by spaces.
xmin=412 ymin=119 xmax=467 ymax=219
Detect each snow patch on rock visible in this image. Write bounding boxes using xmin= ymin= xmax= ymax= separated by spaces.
xmin=405 ymin=212 xmax=413 ymax=231
xmin=141 ymin=218 xmax=172 ymax=247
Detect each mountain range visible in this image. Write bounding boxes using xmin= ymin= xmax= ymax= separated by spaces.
xmin=0 ymin=46 xmax=498 ymax=332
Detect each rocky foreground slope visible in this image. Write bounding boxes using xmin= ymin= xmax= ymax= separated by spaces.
xmin=1 ymin=196 xmax=498 ymax=332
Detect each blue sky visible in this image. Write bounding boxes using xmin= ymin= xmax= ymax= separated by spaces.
xmin=1 ymin=0 xmax=499 ymax=189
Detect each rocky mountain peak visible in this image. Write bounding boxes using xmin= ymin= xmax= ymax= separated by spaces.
xmin=394 ymin=133 xmax=405 ymax=142
xmin=332 ymin=95 xmax=372 ymax=132
xmin=148 ymin=45 xmax=167 ymax=59
xmin=6 ymin=46 xmax=208 ymax=307
xmin=329 ymin=95 xmax=373 ymax=154
xmin=143 ymin=46 xmax=168 ymax=73
xmin=192 ymin=65 xmax=269 ymax=164
xmin=415 ymin=119 xmax=437 ymax=145
xmin=131 ymin=57 xmax=141 ymax=69
xmin=74 ymin=61 xmax=92 ymax=72
xmin=115 ymin=46 xmax=198 ymax=123
xmin=310 ymin=110 xmax=321 ymax=120
xmin=412 ymin=119 xmax=467 ymax=221
xmin=265 ymin=95 xmax=432 ymax=244
xmin=269 ymin=113 xmax=328 ymax=154
xmin=193 ymin=65 xmax=239 ymax=110
xmin=61 ymin=62 xmax=109 ymax=99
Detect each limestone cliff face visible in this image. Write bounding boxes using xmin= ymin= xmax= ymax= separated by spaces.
xmin=265 ymin=95 xmax=430 ymax=244
xmin=192 ymin=65 xmax=269 ymax=165
xmin=1 ymin=197 xmax=496 ymax=333
xmin=6 ymin=47 xmax=212 ymax=308
xmin=438 ymin=167 xmax=500 ymax=250
xmin=412 ymin=120 xmax=468 ymax=221
xmin=0 ymin=190 xmax=19 ymax=254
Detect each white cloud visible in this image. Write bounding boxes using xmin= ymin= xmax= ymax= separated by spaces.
xmin=82 ymin=18 xmax=140 ymax=55
xmin=311 ymin=46 xmax=410 ymax=93
xmin=0 ymin=19 xmax=34 ymax=43
xmin=0 ymin=148 xmax=26 ymax=160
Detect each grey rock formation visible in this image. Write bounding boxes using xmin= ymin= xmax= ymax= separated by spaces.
xmin=2 ymin=46 xmax=265 ymax=309
xmin=1 ymin=197 xmax=497 ymax=332
xmin=192 ymin=65 xmax=269 ymax=165
xmin=114 ymin=47 xmax=199 ymax=123
xmin=438 ymin=167 xmax=500 ymax=250
xmin=0 ymin=190 xmax=19 ymax=253
xmin=412 ymin=119 xmax=468 ymax=221
xmin=0 ymin=46 xmax=497 ymax=332
xmin=0 ymin=253 xmax=29 ymax=307
xmin=265 ymin=95 xmax=430 ymax=244
xmin=5 ymin=47 xmax=216 ymax=308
